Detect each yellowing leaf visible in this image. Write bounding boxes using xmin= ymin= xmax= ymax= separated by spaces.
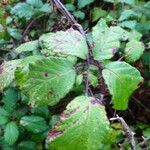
xmin=21 ymin=57 xmax=76 ymax=107
xmin=47 ymin=96 xmax=111 ymax=150
xmin=0 ymin=60 xmax=21 ymax=92
xmin=39 ymin=28 xmax=88 ymax=59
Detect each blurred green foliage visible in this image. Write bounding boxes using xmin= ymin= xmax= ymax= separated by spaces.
xmin=0 ymin=0 xmax=149 ymax=149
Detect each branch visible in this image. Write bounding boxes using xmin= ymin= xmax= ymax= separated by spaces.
xmin=110 ymin=115 xmax=136 ymax=150
xmin=137 ymin=136 xmax=150 ymax=149
xmin=50 ymin=0 xmax=93 ymax=96
xmin=50 ymin=0 xmax=104 ymax=96
xmin=51 ymin=0 xmax=77 ymax=26
xmin=22 ymin=14 xmax=46 ymax=41
xmin=118 ymin=48 xmax=132 ymax=61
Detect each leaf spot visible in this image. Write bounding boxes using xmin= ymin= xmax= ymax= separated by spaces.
xmin=47 ymin=90 xmax=53 ymax=98
xmin=90 ymin=99 xmax=102 ymax=105
xmin=48 ymin=129 xmax=63 ymax=142
xmin=112 ymin=48 xmax=119 ymax=55
xmin=0 ymin=66 xmax=3 ymax=74
xmin=60 ymin=107 xmax=79 ymax=120
xmin=44 ymin=72 xmax=49 ymax=77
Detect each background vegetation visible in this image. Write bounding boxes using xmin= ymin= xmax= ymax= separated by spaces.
xmin=0 ymin=0 xmax=150 ymax=149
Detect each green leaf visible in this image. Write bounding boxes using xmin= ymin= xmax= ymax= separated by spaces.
xmin=18 ymin=141 xmax=36 ymax=150
xmin=99 ymin=127 xmax=122 ymax=149
xmin=31 ymin=106 xmax=49 ymax=118
xmin=0 ymin=59 xmax=21 ymax=92
xmin=47 ymin=96 xmax=111 ymax=150
xmin=125 ymin=40 xmax=145 ymax=63
xmin=142 ymin=52 xmax=150 ymax=66
xmin=39 ymin=28 xmax=88 ymax=59
xmin=0 ymin=107 xmax=9 ymax=116
xmin=109 ymin=26 xmax=129 ymax=41
xmin=7 ymin=27 xmax=22 ymax=40
xmin=91 ymin=7 xmax=108 ymax=22
xmin=92 ymin=19 xmax=128 ymax=61
xmin=143 ymin=127 xmax=150 ymax=138
xmin=73 ymin=11 xmax=85 ymax=20
xmin=15 ymin=40 xmax=39 ymax=54
xmin=128 ymin=30 xmax=142 ymax=41
xmin=6 ymin=16 xmax=13 ymax=25
xmin=3 ymin=88 xmax=18 ymax=112
xmin=102 ymin=61 xmax=143 ymax=110
xmin=92 ymin=19 xmax=112 ymax=61
xmin=20 ymin=115 xmax=48 ymax=133
xmin=15 ymin=55 xmax=43 ymax=88
xmin=65 ymin=4 xmax=76 ymax=11
xmin=11 ymin=3 xmax=33 ymax=20
xmin=103 ymin=0 xmax=114 ymax=3
xmin=78 ymin=0 xmax=94 ymax=8
xmin=119 ymin=9 xmax=140 ymax=21
xmin=0 ymin=24 xmax=4 ymax=32
xmin=104 ymin=0 xmax=135 ymax=5
xmin=119 ymin=20 xmax=137 ymax=29
xmin=119 ymin=0 xmax=135 ymax=5
xmin=4 ymin=122 xmax=19 ymax=145
xmin=144 ymin=1 xmax=150 ymax=9
xmin=49 ymin=115 xmax=60 ymax=128
xmin=39 ymin=4 xmax=52 ymax=13
xmin=0 ymin=116 xmax=9 ymax=125
xmin=20 ymin=57 xmax=76 ymax=107
xmin=76 ymin=74 xmax=83 ymax=86
xmin=89 ymin=72 xmax=98 ymax=87
xmin=27 ymin=0 xmax=43 ymax=8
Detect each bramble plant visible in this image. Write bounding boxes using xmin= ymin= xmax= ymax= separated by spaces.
xmin=0 ymin=0 xmax=149 ymax=149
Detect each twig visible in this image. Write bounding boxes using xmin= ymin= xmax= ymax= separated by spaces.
xmin=110 ymin=115 xmax=136 ymax=150
xmin=22 ymin=14 xmax=46 ymax=41
xmin=22 ymin=19 xmax=35 ymax=38
xmin=136 ymin=136 xmax=150 ymax=149
xmin=50 ymin=0 xmax=93 ymax=96
xmin=118 ymin=48 xmax=132 ymax=61
xmin=50 ymin=0 xmax=104 ymax=96
xmin=51 ymin=0 xmax=77 ymax=26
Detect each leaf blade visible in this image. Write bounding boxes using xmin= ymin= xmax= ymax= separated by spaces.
xmin=92 ymin=19 xmax=128 ymax=61
xmin=125 ymin=40 xmax=145 ymax=63
xmin=15 ymin=40 xmax=39 ymax=54
xmin=20 ymin=115 xmax=48 ymax=133
xmin=39 ymin=28 xmax=88 ymax=59
xmin=0 ymin=60 xmax=21 ymax=92
xmin=102 ymin=61 xmax=143 ymax=110
xmin=47 ymin=96 xmax=111 ymax=150
xmin=4 ymin=122 xmax=19 ymax=145
xmin=20 ymin=57 xmax=76 ymax=107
